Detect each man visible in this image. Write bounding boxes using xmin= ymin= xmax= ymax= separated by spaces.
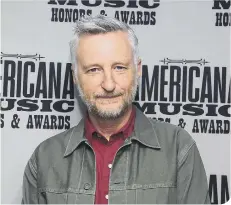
xmin=22 ymin=15 xmax=210 ymax=204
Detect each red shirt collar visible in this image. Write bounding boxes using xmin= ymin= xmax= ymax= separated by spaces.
xmin=85 ymin=106 xmax=136 ymax=142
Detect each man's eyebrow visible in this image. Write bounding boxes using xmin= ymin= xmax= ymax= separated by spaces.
xmin=82 ymin=61 xmax=131 ymax=69
xmin=82 ymin=64 xmax=102 ymax=69
xmin=111 ymin=61 xmax=130 ymax=67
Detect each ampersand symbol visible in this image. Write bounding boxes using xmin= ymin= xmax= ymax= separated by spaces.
xmin=178 ymin=118 xmax=186 ymax=128
xmin=11 ymin=114 xmax=20 ymax=128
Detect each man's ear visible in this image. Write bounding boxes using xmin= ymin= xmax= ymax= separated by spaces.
xmin=71 ymin=65 xmax=77 ymax=85
xmin=137 ymin=59 xmax=142 ymax=77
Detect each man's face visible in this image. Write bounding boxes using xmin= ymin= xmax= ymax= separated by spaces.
xmin=73 ymin=31 xmax=140 ymax=120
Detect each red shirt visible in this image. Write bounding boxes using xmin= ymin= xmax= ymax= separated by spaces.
xmin=84 ymin=107 xmax=136 ymax=204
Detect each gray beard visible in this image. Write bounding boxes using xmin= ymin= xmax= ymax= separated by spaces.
xmin=76 ymin=76 xmax=139 ymax=120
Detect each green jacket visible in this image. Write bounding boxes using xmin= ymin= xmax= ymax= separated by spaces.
xmin=22 ymin=107 xmax=210 ymax=204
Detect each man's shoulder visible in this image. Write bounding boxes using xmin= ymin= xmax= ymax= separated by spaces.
xmin=149 ymin=119 xmax=196 ymax=151
xmin=33 ymin=125 xmax=79 ymax=160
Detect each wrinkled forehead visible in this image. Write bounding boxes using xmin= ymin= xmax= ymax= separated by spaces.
xmin=76 ymin=31 xmax=134 ymax=65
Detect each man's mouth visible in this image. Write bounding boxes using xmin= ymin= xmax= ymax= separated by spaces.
xmin=96 ymin=94 xmax=122 ymax=99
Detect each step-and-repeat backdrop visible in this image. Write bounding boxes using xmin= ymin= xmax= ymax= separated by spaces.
xmin=1 ymin=0 xmax=230 ymax=203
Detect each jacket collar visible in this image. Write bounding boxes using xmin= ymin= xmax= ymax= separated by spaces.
xmin=131 ymin=107 xmax=161 ymax=149
xmin=64 ymin=118 xmax=86 ymax=157
xmin=64 ymin=106 xmax=161 ymax=157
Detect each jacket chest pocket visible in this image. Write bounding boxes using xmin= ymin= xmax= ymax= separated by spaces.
xmin=109 ymin=183 xmax=177 ymax=204
xmin=39 ymin=191 xmax=95 ymax=204
xmin=134 ymin=186 xmax=177 ymax=204
xmin=39 ymin=192 xmax=77 ymax=204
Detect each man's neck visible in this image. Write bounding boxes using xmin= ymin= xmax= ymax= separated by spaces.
xmin=88 ymin=106 xmax=133 ymax=141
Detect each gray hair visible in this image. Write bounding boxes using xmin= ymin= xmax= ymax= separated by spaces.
xmin=69 ymin=15 xmax=139 ymax=74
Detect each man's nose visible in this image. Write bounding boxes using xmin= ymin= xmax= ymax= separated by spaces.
xmin=101 ymin=71 xmax=116 ymax=92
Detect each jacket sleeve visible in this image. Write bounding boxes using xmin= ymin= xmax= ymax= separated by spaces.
xmin=176 ymin=129 xmax=210 ymax=204
xmin=21 ymin=151 xmax=39 ymax=204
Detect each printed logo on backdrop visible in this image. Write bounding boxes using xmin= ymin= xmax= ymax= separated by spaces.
xmin=209 ymin=174 xmax=230 ymax=204
xmin=47 ymin=0 xmax=159 ymax=25
xmin=212 ymin=0 xmax=231 ymax=26
xmin=0 ymin=52 xmax=74 ymax=130
xmin=133 ymin=58 xmax=231 ymax=135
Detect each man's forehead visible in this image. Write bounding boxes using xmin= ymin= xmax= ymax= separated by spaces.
xmin=76 ymin=31 xmax=133 ymax=63
xmin=78 ymin=30 xmax=129 ymax=42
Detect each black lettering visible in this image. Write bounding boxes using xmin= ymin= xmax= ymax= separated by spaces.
xmin=134 ymin=85 xmax=140 ymax=101
xmin=35 ymin=62 xmax=47 ymax=98
xmin=209 ymin=175 xmax=218 ymax=204
xmin=212 ymin=0 xmax=230 ymax=9
xmin=40 ymin=100 xmax=53 ymax=112
xmin=50 ymin=115 xmax=57 ymax=129
xmin=218 ymin=104 xmax=231 ymax=117
xmin=160 ymin=66 xmax=168 ymax=101
xmin=141 ymin=65 xmax=159 ymax=101
xmin=216 ymin=120 xmax=223 ymax=133
xmin=159 ymin=103 xmax=181 ymax=115
xmin=143 ymin=11 xmax=150 ymax=25
xmin=216 ymin=12 xmax=223 ymax=26
xmin=58 ymin=116 xmax=64 ymax=129
xmin=49 ymin=62 xmax=61 ymax=98
xmin=51 ymin=8 xmax=58 ymax=22
xmin=16 ymin=61 xmax=22 ymax=97
xmin=139 ymin=0 xmax=160 ymax=9
xmin=62 ymin=64 xmax=74 ymax=99
xmin=169 ymin=66 xmax=181 ymax=102
xmin=206 ymin=104 xmax=218 ymax=116
xmin=214 ymin=67 xmax=226 ymax=103
xmin=0 ymin=114 xmax=4 ymax=128
xmin=188 ymin=66 xmax=200 ymax=102
xmin=133 ymin=102 xmax=157 ymax=114
xmin=0 ymin=98 xmax=16 ymax=111
xmin=129 ymin=11 xmax=136 ymax=25
xmin=48 ymin=0 xmax=58 ymax=4
xmin=23 ymin=61 xmax=35 ymax=98
xmin=114 ymin=11 xmax=120 ymax=21
xmin=65 ymin=8 xmax=72 ymax=22
xmin=192 ymin=119 xmax=199 ymax=133
xmin=201 ymin=67 xmax=212 ymax=103
xmin=221 ymin=175 xmax=230 ymax=204
xmin=228 ymin=79 xmax=230 ymax=103
xmin=182 ymin=66 xmax=188 ymax=102
xmin=200 ymin=119 xmax=209 ymax=133
xmin=43 ymin=115 xmax=50 ymax=129
xmin=17 ymin=99 xmax=39 ymax=111
xmin=73 ymin=9 xmax=79 ymax=22
xmin=223 ymin=12 xmax=230 ymax=26
xmin=59 ymin=8 xmax=65 ymax=22
xmin=224 ymin=120 xmax=230 ymax=134
xmin=182 ymin=103 xmax=204 ymax=116
xmin=150 ymin=11 xmax=156 ymax=25
xmin=53 ymin=100 xmax=74 ymax=112
xmin=208 ymin=120 xmax=216 ymax=133
xmin=65 ymin=116 xmax=70 ymax=129
xmin=136 ymin=11 xmax=143 ymax=25
xmin=34 ymin=115 xmax=43 ymax=129
xmin=26 ymin=115 xmax=33 ymax=129
xmin=120 ymin=11 xmax=130 ymax=23
xmin=104 ymin=0 xmax=125 ymax=7
xmin=48 ymin=0 xmax=78 ymax=6
xmin=127 ymin=0 xmax=138 ymax=8
xmin=3 ymin=60 xmax=16 ymax=97
xmin=82 ymin=0 xmax=101 ymax=7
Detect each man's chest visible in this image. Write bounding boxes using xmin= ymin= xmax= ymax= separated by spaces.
xmin=37 ymin=142 xmax=177 ymax=204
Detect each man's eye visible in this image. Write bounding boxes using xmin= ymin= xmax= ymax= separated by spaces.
xmin=115 ymin=66 xmax=126 ymax=70
xmin=88 ymin=68 xmax=100 ymax=73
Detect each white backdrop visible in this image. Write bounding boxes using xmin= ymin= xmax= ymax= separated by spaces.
xmin=1 ymin=0 xmax=230 ymax=203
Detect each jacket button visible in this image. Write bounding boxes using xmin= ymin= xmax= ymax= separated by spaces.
xmin=84 ymin=183 xmax=91 ymax=190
